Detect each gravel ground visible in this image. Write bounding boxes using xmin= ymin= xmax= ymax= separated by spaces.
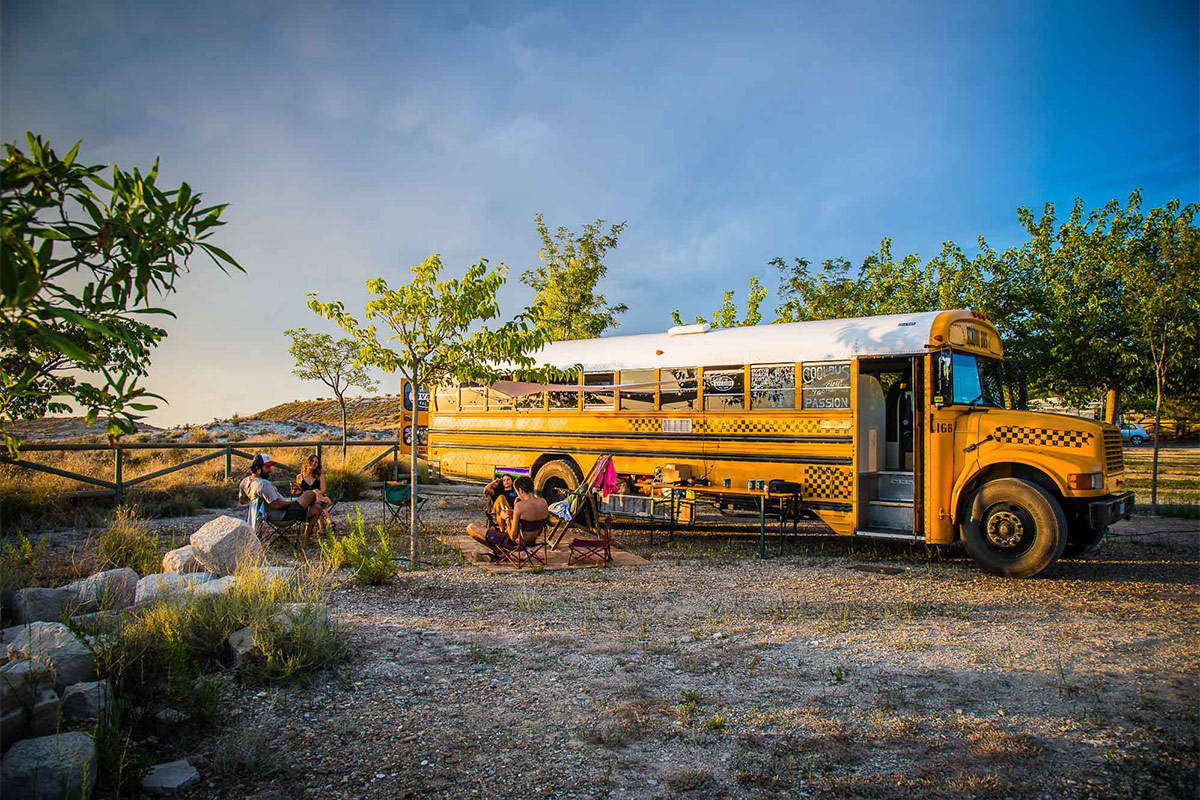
xmin=28 ymin=488 xmax=1199 ymax=799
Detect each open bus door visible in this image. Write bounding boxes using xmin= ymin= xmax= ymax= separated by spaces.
xmin=855 ymin=356 xmax=923 ymax=539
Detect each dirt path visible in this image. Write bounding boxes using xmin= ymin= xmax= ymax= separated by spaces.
xmin=142 ymin=491 xmax=1197 ymax=800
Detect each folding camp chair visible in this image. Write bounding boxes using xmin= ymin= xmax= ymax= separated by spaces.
xmin=548 ymin=455 xmax=612 ymax=550
xmin=382 ymin=481 xmax=428 ymax=528
xmin=569 ymin=514 xmax=614 ymax=566
xmin=249 ymin=497 xmax=306 ymax=549
xmin=492 ymin=519 xmax=548 ymax=569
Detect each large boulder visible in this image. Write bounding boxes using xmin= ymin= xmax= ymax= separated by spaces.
xmin=188 ymin=576 xmax=237 ymax=599
xmin=141 ymin=759 xmax=200 ymax=796
xmin=3 ymin=623 xmax=95 ymax=688
xmin=13 ymin=589 xmax=82 ymax=625
xmin=1 ymin=706 xmax=26 ymax=751
xmin=189 ymin=516 xmax=263 ymax=576
xmin=161 ymin=546 xmax=203 ymax=574
xmin=60 ymin=681 xmax=111 ymax=725
xmin=227 ymin=602 xmax=330 ymax=668
xmin=65 ymin=569 xmax=138 ymax=611
xmin=1 ymin=659 xmax=52 ymax=712
xmin=27 ymin=688 xmax=60 ymax=738
xmin=0 ymin=731 xmax=97 ymax=800
xmin=134 ymin=573 xmax=215 ymax=604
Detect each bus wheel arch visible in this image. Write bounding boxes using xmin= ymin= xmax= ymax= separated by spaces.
xmin=532 ymin=456 xmax=583 ymax=506
xmin=953 ymin=462 xmax=1064 ymax=533
xmin=960 ymin=477 xmax=1067 ymax=578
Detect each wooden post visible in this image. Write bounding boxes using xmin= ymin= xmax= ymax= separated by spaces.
xmin=114 ymin=446 xmax=123 ymax=503
xmin=316 ymin=443 xmax=323 ymax=465
xmin=224 ymin=446 xmax=232 ymax=481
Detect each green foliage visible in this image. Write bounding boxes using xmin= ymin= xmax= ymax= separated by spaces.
xmin=92 ymin=699 xmax=154 ymax=798
xmin=320 ymin=507 xmax=396 ymax=585
xmin=0 ymin=531 xmax=49 ymax=590
xmin=284 ymin=327 xmax=377 ymax=455
xmin=672 ymin=276 xmax=766 ymax=329
xmin=0 ymin=132 xmax=241 ymax=455
xmin=521 ymin=214 xmax=628 ymax=340
xmin=93 ymin=506 xmax=160 ymax=575
xmin=704 ymin=713 xmax=727 ymax=731
xmin=324 ymin=467 xmax=368 ymax=501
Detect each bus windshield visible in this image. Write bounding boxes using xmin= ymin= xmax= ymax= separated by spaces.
xmin=936 ymin=351 xmax=1006 ymax=408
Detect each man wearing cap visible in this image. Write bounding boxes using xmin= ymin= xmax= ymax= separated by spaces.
xmin=238 ymin=453 xmax=321 ymax=539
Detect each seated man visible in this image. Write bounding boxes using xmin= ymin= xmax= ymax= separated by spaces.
xmin=238 ymin=453 xmax=322 ymax=543
xmin=467 ymin=475 xmax=549 ymax=555
xmin=482 ymin=474 xmax=518 ymax=528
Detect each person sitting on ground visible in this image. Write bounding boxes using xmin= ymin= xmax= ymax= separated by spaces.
xmin=239 ymin=453 xmax=322 ymax=543
xmin=292 ymin=453 xmax=335 ymax=530
xmin=467 ymin=475 xmax=549 ymax=555
xmin=482 ymin=474 xmax=518 ymax=527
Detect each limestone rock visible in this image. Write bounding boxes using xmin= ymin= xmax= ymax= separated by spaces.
xmin=1 ymin=659 xmax=51 ymax=712
xmin=28 ymin=688 xmax=60 ymax=738
xmin=65 ymin=569 xmax=138 ymax=610
xmin=262 ymin=566 xmax=298 ymax=585
xmin=60 ymin=681 xmax=112 ymax=725
xmin=226 ymin=626 xmax=257 ymax=667
xmin=189 ymin=576 xmax=237 ymax=599
xmin=0 ymin=731 xmax=98 ymax=800
xmin=1 ymin=706 xmax=27 ymax=752
xmin=227 ymin=602 xmax=330 ymax=668
xmin=189 ymin=516 xmax=264 ymax=576
xmin=3 ymin=624 xmax=95 ymax=688
xmin=161 ymin=545 xmax=203 ymax=574
xmin=133 ymin=572 xmax=215 ymax=604
xmin=141 ymin=759 xmax=200 ymax=795
xmin=13 ymin=588 xmax=82 ymax=625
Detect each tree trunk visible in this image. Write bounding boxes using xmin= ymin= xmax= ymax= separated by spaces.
xmin=339 ymin=393 xmax=348 ymax=460
xmin=409 ymin=364 xmax=419 ymax=569
xmin=1151 ymin=360 xmax=1164 ymax=515
xmin=1104 ymin=388 xmax=1120 ymax=423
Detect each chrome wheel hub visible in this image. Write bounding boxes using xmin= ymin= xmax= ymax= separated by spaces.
xmin=986 ymin=511 xmax=1025 ymax=548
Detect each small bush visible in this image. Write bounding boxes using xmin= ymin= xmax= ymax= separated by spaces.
xmin=93 ymin=506 xmax=160 ymax=575
xmin=187 ymin=427 xmax=212 ymax=443
xmin=326 ymin=468 xmax=368 ymax=501
xmin=704 ymin=713 xmax=727 ymax=731
xmin=93 ymin=700 xmax=154 ymax=796
xmin=320 ymin=507 xmax=395 ymax=585
xmin=0 ymin=532 xmax=49 ymax=591
xmin=210 ymin=725 xmax=282 ymax=781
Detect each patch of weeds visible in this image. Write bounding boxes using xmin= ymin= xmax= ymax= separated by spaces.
xmin=320 ymin=507 xmax=396 ymax=585
xmin=663 ymin=767 xmax=715 ymax=794
xmin=467 ymin=644 xmax=501 ymax=664
xmin=676 ymin=689 xmax=702 ymax=724
xmin=0 ymin=531 xmax=48 ymax=590
xmin=187 ymin=426 xmax=212 ymax=443
xmin=1055 ymin=650 xmax=1080 ymax=698
xmin=93 ymin=700 xmax=154 ymax=798
xmin=92 ymin=506 xmax=160 ymax=575
xmin=829 ymin=664 xmax=846 ymax=684
xmin=209 ymin=724 xmax=283 ymax=780
xmin=514 ymin=586 xmax=547 ymax=613
xmin=704 ymin=712 xmax=727 ymax=731
xmin=581 ymin=699 xmax=654 ymax=748
xmin=326 ymin=468 xmax=368 ymax=501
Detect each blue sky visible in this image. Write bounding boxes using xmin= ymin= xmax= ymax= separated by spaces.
xmin=3 ymin=0 xmax=1196 ymax=426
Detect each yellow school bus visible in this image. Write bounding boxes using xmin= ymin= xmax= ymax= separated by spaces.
xmin=425 ymin=309 xmax=1133 ymax=577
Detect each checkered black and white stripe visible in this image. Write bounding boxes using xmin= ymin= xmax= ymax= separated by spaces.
xmin=804 ymin=466 xmax=854 ymax=499
xmin=993 ymin=425 xmax=1094 ymax=449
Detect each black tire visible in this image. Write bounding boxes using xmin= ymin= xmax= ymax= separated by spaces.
xmin=962 ymin=478 xmax=1067 ymax=578
xmin=533 ymin=459 xmax=582 ymax=507
xmin=1129 ymin=435 xmax=1145 ymax=446
xmin=1061 ymin=522 xmax=1108 ymax=559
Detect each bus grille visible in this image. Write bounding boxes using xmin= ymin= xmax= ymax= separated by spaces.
xmin=1103 ymin=429 xmax=1124 ymax=474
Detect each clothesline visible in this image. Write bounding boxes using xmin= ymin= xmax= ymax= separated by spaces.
xmin=489 ymin=379 xmax=682 ymax=398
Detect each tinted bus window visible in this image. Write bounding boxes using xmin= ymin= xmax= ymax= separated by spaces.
xmin=750 ymin=364 xmax=795 ymax=409
xmin=584 ymin=371 xmax=615 ymax=408
xmin=704 ymin=367 xmax=745 ymax=411
xmin=619 ymin=369 xmax=656 ymax=411
xmin=661 ymin=368 xmax=698 ymax=410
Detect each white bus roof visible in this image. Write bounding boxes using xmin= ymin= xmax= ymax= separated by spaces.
xmin=535 ymin=310 xmax=955 ymax=371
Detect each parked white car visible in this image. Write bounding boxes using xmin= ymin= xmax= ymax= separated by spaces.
xmin=1118 ymin=422 xmax=1150 ymax=446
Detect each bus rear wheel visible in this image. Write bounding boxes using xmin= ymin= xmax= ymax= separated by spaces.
xmin=534 ymin=459 xmax=581 ymax=507
xmin=963 ymin=478 xmax=1067 ymax=578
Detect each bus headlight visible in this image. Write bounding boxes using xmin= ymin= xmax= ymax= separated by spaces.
xmin=1067 ymin=473 xmax=1102 ymax=490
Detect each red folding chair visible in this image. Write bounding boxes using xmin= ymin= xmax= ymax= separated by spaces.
xmin=493 ymin=519 xmax=548 ymax=569
xmin=568 ymin=515 xmax=614 ymax=566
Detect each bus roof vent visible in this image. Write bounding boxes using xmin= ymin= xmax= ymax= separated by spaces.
xmin=667 ymin=323 xmax=710 ymax=337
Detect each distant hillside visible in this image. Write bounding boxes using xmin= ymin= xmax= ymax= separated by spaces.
xmin=251 ymin=395 xmax=406 ymax=430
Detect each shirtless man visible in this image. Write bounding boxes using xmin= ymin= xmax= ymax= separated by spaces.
xmin=468 ymin=475 xmax=548 ymax=553
xmin=238 ymin=453 xmax=322 ymax=543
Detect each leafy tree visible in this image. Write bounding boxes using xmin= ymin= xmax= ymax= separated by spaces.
xmin=285 ymin=328 xmax=378 ymax=458
xmin=521 ymin=214 xmax=628 ymax=340
xmin=1 ymin=133 xmax=239 ymax=455
xmin=671 ymin=276 xmax=766 ymax=328
xmin=307 ymin=254 xmax=549 ymax=565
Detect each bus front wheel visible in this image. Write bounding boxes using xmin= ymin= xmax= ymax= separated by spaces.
xmin=962 ymin=478 xmax=1067 ymax=578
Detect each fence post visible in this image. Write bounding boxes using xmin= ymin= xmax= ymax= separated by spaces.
xmin=225 ymin=446 xmax=232 ymax=482
xmin=392 ymin=442 xmax=399 ymax=481
xmin=113 ymin=446 xmax=123 ymax=503
xmin=316 ymin=443 xmax=322 ymax=465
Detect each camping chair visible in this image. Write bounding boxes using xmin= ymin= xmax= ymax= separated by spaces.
xmin=569 ymin=514 xmax=614 ymax=567
xmin=382 ymin=481 xmax=428 ymax=528
xmin=548 ymin=455 xmax=612 ymax=550
xmin=249 ymin=497 xmax=306 ymax=549
xmin=492 ymin=518 xmax=549 ymax=569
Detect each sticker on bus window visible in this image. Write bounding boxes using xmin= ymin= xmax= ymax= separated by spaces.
xmin=801 ymin=362 xmax=851 ymax=410
xmin=662 ymin=419 xmax=693 ymax=434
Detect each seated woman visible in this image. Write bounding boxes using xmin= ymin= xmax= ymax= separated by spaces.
xmin=482 ymin=474 xmax=518 ymax=528
xmin=467 ymin=475 xmax=549 ymax=555
xmin=292 ymin=453 xmax=334 ymax=540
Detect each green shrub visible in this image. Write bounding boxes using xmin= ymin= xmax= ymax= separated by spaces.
xmin=326 ymin=467 xmax=369 ymax=501
xmin=187 ymin=427 xmax=211 ymax=443
xmin=94 ymin=506 xmax=160 ymax=575
xmin=320 ymin=507 xmax=395 ymax=585
xmin=0 ymin=532 xmax=49 ymax=590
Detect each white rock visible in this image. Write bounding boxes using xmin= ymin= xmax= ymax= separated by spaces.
xmin=13 ymin=588 xmax=82 ymax=625
xmin=190 ymin=516 xmax=264 ymax=576
xmin=0 ymin=731 xmax=97 ymax=800
xmin=188 ymin=576 xmax=238 ymax=599
xmin=65 ymin=569 xmax=139 ymax=610
xmin=3 ymin=623 xmax=95 ymax=688
xmin=134 ymin=573 xmax=215 ymax=604
xmin=262 ymin=566 xmax=298 ymax=585
xmin=61 ymin=680 xmax=112 ymax=724
xmin=226 ymin=626 xmax=257 ymax=668
xmin=28 ymin=688 xmax=60 ymax=738
xmin=1 ymin=659 xmax=51 ymax=712
xmin=161 ymin=546 xmax=203 ymax=574
xmin=141 ymin=759 xmax=200 ymax=795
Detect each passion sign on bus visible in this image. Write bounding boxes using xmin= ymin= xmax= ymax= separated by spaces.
xmin=801 ymin=361 xmax=851 ymax=410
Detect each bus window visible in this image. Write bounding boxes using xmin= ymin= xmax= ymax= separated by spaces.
xmin=435 ymin=385 xmax=459 ymax=412
xmin=661 ymin=368 xmax=698 ymax=410
xmin=515 ymin=389 xmax=544 ymax=410
xmin=487 ymin=385 xmax=513 ymax=411
xmin=750 ymin=364 xmax=795 ymax=410
xmin=704 ymin=367 xmax=745 ymax=411
xmin=460 ymin=384 xmax=486 ymax=410
xmin=619 ymin=369 xmax=656 ymax=411
xmin=950 ymin=352 xmax=1005 ymax=408
xmin=549 ymin=373 xmax=580 ymax=411
xmin=584 ymin=371 xmax=615 ymax=409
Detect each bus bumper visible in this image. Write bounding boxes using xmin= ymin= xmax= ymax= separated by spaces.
xmin=1089 ymin=492 xmax=1135 ymax=529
